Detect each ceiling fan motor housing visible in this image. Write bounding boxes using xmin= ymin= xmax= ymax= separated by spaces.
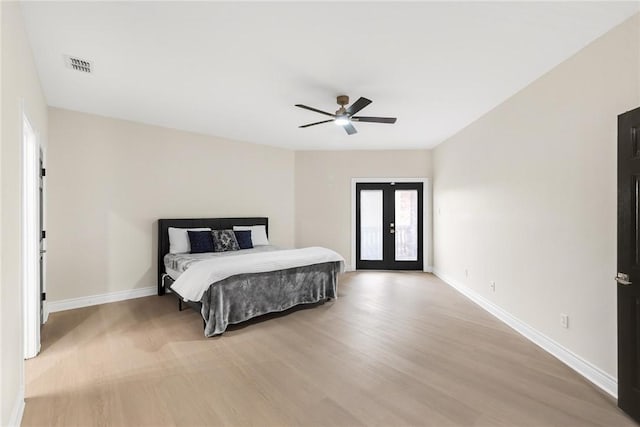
xmin=336 ymin=95 xmax=349 ymax=106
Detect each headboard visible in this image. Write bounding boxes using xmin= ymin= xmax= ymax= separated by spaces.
xmin=157 ymin=217 xmax=269 ymax=295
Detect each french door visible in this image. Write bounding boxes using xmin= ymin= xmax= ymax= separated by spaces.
xmin=356 ymin=182 xmax=423 ymax=270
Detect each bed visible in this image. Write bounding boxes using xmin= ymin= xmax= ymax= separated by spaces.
xmin=157 ymin=217 xmax=344 ymax=336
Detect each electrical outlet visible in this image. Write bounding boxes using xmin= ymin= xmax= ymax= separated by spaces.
xmin=560 ymin=313 xmax=569 ymax=329
xmin=465 ymin=269 xmax=469 ymax=278
xmin=490 ymin=281 xmax=496 ymax=292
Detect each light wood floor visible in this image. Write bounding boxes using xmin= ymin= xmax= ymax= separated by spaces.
xmin=23 ymin=272 xmax=635 ymax=427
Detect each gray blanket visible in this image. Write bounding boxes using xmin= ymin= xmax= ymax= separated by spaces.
xmin=200 ymin=262 xmax=339 ymax=336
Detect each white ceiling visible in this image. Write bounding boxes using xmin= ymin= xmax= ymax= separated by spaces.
xmin=21 ymin=1 xmax=640 ymax=150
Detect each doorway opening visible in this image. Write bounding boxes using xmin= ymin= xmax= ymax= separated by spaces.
xmin=22 ymin=110 xmax=43 ymax=359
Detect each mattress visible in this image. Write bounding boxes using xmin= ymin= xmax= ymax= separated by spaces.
xmin=171 ymin=246 xmax=345 ymax=302
xmin=163 ymin=245 xmax=279 ymax=280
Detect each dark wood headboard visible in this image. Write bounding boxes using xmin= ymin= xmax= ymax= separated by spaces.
xmin=157 ymin=217 xmax=268 ymax=295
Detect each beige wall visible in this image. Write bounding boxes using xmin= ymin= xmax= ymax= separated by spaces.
xmin=48 ymin=111 xmax=434 ymax=296
xmin=47 ymin=108 xmax=294 ymax=301
xmin=433 ymin=14 xmax=640 ymax=378
xmin=1 ymin=2 xmax=49 ymax=425
xmin=295 ymin=150 xmax=432 ymax=269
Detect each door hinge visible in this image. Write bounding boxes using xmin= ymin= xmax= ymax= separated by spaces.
xmin=41 ymin=292 xmax=46 ymax=301
xmin=41 ymin=168 xmax=46 ymax=177
xmin=41 ymin=230 xmax=46 ymax=239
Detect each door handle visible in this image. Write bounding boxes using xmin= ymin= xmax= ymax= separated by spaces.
xmin=616 ymin=273 xmax=632 ymax=286
xmin=40 ymin=250 xmax=46 ymax=254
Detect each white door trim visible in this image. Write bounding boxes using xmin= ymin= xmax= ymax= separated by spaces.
xmin=21 ymin=102 xmax=41 ymax=359
xmin=350 ymin=177 xmax=431 ymax=272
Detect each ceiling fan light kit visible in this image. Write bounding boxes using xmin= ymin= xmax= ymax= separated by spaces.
xmin=295 ymin=95 xmax=397 ymax=135
xmin=334 ymin=115 xmax=349 ymax=126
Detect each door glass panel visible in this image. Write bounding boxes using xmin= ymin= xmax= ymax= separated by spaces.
xmin=360 ymin=190 xmax=383 ymax=260
xmin=395 ymin=190 xmax=418 ymax=261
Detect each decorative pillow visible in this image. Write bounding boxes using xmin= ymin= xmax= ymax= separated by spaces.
xmin=234 ymin=230 xmax=253 ymax=249
xmin=212 ymin=229 xmax=240 ymax=252
xmin=188 ymin=230 xmax=214 ymax=253
xmin=168 ymin=227 xmax=211 ymax=254
xmin=232 ymin=225 xmax=269 ymax=246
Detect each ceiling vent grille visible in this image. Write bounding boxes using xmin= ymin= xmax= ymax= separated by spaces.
xmin=64 ymin=55 xmax=93 ymax=73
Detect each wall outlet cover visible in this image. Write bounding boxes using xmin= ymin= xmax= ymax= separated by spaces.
xmin=560 ymin=314 xmax=569 ymax=329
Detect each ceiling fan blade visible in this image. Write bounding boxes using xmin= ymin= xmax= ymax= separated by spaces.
xmin=295 ymin=104 xmax=335 ymax=118
xmin=346 ymin=97 xmax=372 ymax=116
xmin=343 ymin=122 xmax=358 ymax=135
xmin=352 ymin=116 xmax=397 ymax=124
xmin=299 ymin=119 xmax=334 ymax=128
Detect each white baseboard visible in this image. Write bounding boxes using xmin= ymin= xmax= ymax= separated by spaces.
xmin=8 ymin=386 xmax=25 ymax=427
xmin=344 ymin=265 xmax=433 ymax=273
xmin=433 ymin=269 xmax=618 ymax=399
xmin=47 ymin=286 xmax=156 ymax=314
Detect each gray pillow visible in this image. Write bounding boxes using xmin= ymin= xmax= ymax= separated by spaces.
xmin=212 ymin=229 xmax=240 ymax=252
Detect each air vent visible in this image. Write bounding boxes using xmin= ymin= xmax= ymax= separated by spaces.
xmin=63 ymin=55 xmax=93 ymax=73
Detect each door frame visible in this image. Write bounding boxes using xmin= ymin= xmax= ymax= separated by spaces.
xmin=39 ymin=146 xmax=47 ymax=325
xmin=351 ymin=177 xmax=431 ymax=272
xmin=21 ymin=101 xmax=43 ymax=359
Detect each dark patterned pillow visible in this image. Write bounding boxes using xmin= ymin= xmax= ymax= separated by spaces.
xmin=188 ymin=230 xmax=214 ymax=253
xmin=212 ymin=229 xmax=240 ymax=252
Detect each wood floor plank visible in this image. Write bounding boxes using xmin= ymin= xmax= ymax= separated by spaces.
xmin=22 ymin=272 xmax=635 ymax=426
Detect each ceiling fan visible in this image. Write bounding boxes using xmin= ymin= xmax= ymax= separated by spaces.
xmin=295 ymin=95 xmax=397 ymax=135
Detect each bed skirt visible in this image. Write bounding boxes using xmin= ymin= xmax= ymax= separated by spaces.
xmin=200 ymin=261 xmax=340 ymax=337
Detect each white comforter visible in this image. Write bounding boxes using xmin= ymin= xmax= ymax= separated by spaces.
xmin=171 ymin=247 xmax=345 ymax=301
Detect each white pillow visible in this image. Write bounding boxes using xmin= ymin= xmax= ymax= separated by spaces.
xmin=168 ymin=227 xmax=211 ymax=254
xmin=233 ymin=225 xmax=269 ymax=246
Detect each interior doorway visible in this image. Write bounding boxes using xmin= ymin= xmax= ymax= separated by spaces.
xmin=22 ymin=110 xmax=43 ymax=359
